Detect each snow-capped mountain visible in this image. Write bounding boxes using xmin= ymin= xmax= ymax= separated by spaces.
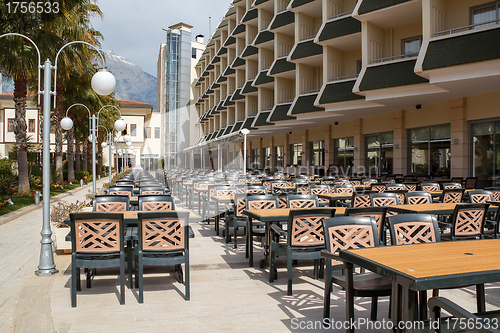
xmin=104 ymin=51 xmax=157 ymax=111
xmin=1 ymin=51 xmax=157 ymax=111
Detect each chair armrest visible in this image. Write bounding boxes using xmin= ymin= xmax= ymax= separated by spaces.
xmin=270 ymin=224 xmax=287 ymax=237
xmin=320 ymin=249 xmax=344 ymax=262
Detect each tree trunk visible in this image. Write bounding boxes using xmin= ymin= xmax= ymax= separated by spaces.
xmin=75 ymin=140 xmax=81 ymax=172
xmin=13 ymin=77 xmax=30 ymax=193
xmin=54 ymin=88 xmax=64 ymax=183
xmin=82 ymin=140 xmax=88 ymax=172
xmin=67 ymin=128 xmax=75 ymax=181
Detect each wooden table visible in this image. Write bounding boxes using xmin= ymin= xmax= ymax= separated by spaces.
xmin=388 ymin=202 xmax=498 ymax=215
xmin=318 ymin=193 xmax=353 ymax=206
xmin=243 ymin=207 xmax=345 ymax=268
xmin=213 ymin=195 xmax=234 ymax=236
xmin=338 ymin=239 xmax=500 ymax=331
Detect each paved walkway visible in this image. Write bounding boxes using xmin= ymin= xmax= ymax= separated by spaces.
xmin=1 ymin=181 xmax=500 ymax=332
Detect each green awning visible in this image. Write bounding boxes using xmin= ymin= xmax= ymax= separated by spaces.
xmin=318 ymin=79 xmax=364 ymax=104
xmin=269 ymin=103 xmax=295 ymax=121
xmin=270 ymin=10 xmax=294 ymax=30
xmin=224 ymin=36 xmax=236 ymax=46
xmin=233 ymin=24 xmax=246 ymax=35
xmin=269 ymin=57 xmax=295 ymax=75
xmin=290 ymin=94 xmax=324 ymax=115
xmin=242 ymin=117 xmax=256 ymax=130
xmin=231 ymin=88 xmax=245 ymax=101
xmin=223 ymin=67 xmax=236 ymax=76
xmin=254 ymin=71 xmax=274 ymax=85
xmin=223 ymin=125 xmax=234 ymax=135
xmin=357 ymin=0 xmax=412 ymax=15
xmin=255 ymin=30 xmax=274 ymax=45
xmin=242 ymin=8 xmax=258 ymax=22
xmin=232 ymin=57 xmax=246 ymax=67
xmin=291 ymin=0 xmax=316 ymax=8
xmin=318 ymin=17 xmax=361 ymax=42
xmin=225 ymin=6 xmax=236 ymax=17
xmin=241 ymin=80 xmax=258 ymax=94
xmin=224 ymin=95 xmax=236 ymax=106
xmin=359 ymin=59 xmax=428 ymax=91
xmin=253 ymin=111 xmax=273 ymax=126
xmin=290 ymin=40 xmax=323 ymax=60
xmin=231 ymin=121 xmax=244 ymax=133
xmin=242 ymin=45 xmax=258 ymax=58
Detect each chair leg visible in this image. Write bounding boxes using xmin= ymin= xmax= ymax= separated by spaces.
xmin=370 ymin=296 xmax=378 ymax=321
xmin=138 ymin=252 xmax=144 ymax=304
xmin=287 ymin=250 xmax=293 ymax=296
xmin=185 ymin=250 xmax=190 ymax=301
xmin=175 ymin=264 xmax=183 ymax=284
xmin=120 ymin=253 xmax=125 ymax=305
xmin=233 ymin=226 xmax=238 ymax=249
xmin=71 ymin=260 xmax=77 ymax=307
xmin=323 ymin=268 xmax=332 ymax=319
xmin=269 ymin=243 xmax=276 ymax=283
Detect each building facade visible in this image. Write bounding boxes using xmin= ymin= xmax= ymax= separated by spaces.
xmin=157 ymin=23 xmax=205 ymax=169
xmin=188 ymin=0 xmax=500 ymax=187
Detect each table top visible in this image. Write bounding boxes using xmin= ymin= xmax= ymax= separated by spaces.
xmin=318 ymin=193 xmax=353 ymax=198
xmin=123 ymin=209 xmax=200 ymax=221
xmin=244 ymin=207 xmax=344 ymax=221
xmin=388 ymin=202 xmax=498 ymax=215
xmin=213 ymin=195 xmax=234 ymax=202
xmin=339 ymin=239 xmax=500 ymax=291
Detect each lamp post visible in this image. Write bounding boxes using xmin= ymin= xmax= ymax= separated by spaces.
xmin=240 ymin=128 xmax=250 ymax=175
xmin=98 ymin=125 xmax=112 ymax=183
xmin=0 ymin=33 xmax=116 ymax=276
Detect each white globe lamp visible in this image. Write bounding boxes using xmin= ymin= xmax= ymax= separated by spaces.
xmin=91 ymin=69 xmax=116 ymax=96
xmin=123 ymin=134 xmax=131 ymax=142
xmin=88 ymin=135 xmax=94 ymax=142
xmin=101 ymin=142 xmax=108 ymax=148
xmin=114 ymin=118 xmax=126 ymax=132
xmin=60 ymin=117 xmax=73 ymax=131
xmin=126 ymin=141 xmax=132 ymax=146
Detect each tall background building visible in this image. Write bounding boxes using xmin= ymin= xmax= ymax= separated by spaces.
xmin=157 ymin=23 xmax=205 ymax=169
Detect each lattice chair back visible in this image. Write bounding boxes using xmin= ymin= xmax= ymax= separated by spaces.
xmin=349 ymin=179 xmax=361 ymax=186
xmin=370 ymin=183 xmax=387 ymax=193
xmin=353 ymin=193 xmax=372 ymax=208
xmin=286 ymin=195 xmax=319 ymax=209
xmin=322 ymin=216 xmax=379 ymax=267
xmin=70 ymin=212 xmax=124 ymax=253
xmin=421 ymin=183 xmax=440 ymax=192
xmin=93 ymin=195 xmax=130 ymax=212
xmin=416 ymin=176 xmax=428 ymax=183
xmin=108 ymin=186 xmax=133 ymax=197
xmin=381 ymin=179 xmax=396 ymax=184
xmin=278 ymin=194 xmax=288 ymax=208
xmin=370 ymin=193 xmax=399 ymax=207
xmin=405 ymin=192 xmax=432 ymax=205
xmin=345 ymin=207 xmax=387 ymax=242
xmin=287 ymin=208 xmax=336 ymax=247
xmin=246 ymin=195 xmax=279 ymax=211
xmin=271 ymin=180 xmax=289 ymax=194
xmin=387 ymin=184 xmax=406 ymax=191
xmin=404 ymin=183 xmax=418 ymax=192
xmin=262 ymin=180 xmax=272 ymax=193
xmin=464 ymin=177 xmax=478 ymax=189
xmin=451 ymin=177 xmax=464 ymax=185
xmin=334 ymin=184 xmax=355 ymax=194
xmin=489 ymin=188 xmax=500 ymax=201
xmin=138 ymin=211 xmax=189 ymax=252
xmin=468 ymin=190 xmax=493 ymax=204
xmin=404 ymin=175 xmax=416 ymax=182
xmin=139 ymin=195 xmax=175 ymax=211
xmin=450 ymin=203 xmax=489 ymax=240
xmin=310 ymin=185 xmax=331 ymax=205
xmin=140 ymin=187 xmax=166 ymax=195
xmin=334 ymin=179 xmax=350 ymax=185
xmin=295 ymin=183 xmax=310 ymax=194
xmin=321 ymin=177 xmax=336 ymax=185
xmin=443 ymin=182 xmax=462 ymax=190
xmin=234 ymin=195 xmax=247 ymax=218
xmin=246 ymin=185 xmax=267 ymax=195
xmin=363 ymin=179 xmax=378 ymax=186
xmin=441 ymin=189 xmax=464 ymax=203
xmin=388 ymin=214 xmax=440 ymax=245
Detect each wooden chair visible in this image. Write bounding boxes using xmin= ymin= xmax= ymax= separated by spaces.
xmin=93 ymin=195 xmax=130 ymax=212
xmin=405 ymin=192 xmax=433 ymax=205
xmin=309 ymin=184 xmax=331 ymax=207
xmin=269 ymin=208 xmax=335 ymax=295
xmin=138 ymin=195 xmax=175 ymax=211
xmin=245 ymin=195 xmax=280 ymax=257
xmin=441 ymin=203 xmax=489 ymax=241
xmin=108 ymin=186 xmax=134 ymax=197
xmin=345 ymin=207 xmax=387 ymax=244
xmin=420 ymin=182 xmax=440 ymax=192
xmin=468 ymin=190 xmax=494 ymax=203
xmin=286 ymin=194 xmax=319 ymax=209
xmin=69 ymin=212 xmax=125 ymax=307
xmin=485 ymin=187 xmax=500 ymax=201
xmin=135 ymin=211 xmax=190 ymax=302
xmin=225 ymin=194 xmax=248 ymax=247
xmin=322 ymin=216 xmax=392 ymax=321
xmin=139 ymin=186 xmax=166 ymax=195
xmin=352 ymin=192 xmax=373 ymax=208
xmin=439 ymin=189 xmax=464 ymax=203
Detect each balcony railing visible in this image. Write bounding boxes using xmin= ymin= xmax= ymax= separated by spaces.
xmin=328 ymin=11 xmax=353 ymax=21
xmin=369 ymin=53 xmax=419 ymax=65
xmin=299 ymin=34 xmax=317 ymax=42
xmin=261 ymin=107 xmax=274 ymax=112
xmin=300 ymin=88 xmax=321 ymax=94
xmin=434 ymin=19 xmax=500 ymax=37
xmin=328 ymin=74 xmax=359 ymax=82
xmin=278 ymin=99 xmax=294 ymax=104
xmin=278 ymin=52 xmax=290 ymax=58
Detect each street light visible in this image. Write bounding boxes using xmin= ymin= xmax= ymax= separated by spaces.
xmin=240 ymin=128 xmax=250 ymax=175
xmin=61 ymin=104 xmax=125 ymax=192
xmin=98 ymin=125 xmax=113 ymax=183
xmin=0 ymin=33 xmax=116 ymax=277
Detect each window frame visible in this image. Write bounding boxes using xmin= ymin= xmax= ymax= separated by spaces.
xmin=28 ymin=119 xmax=35 ymax=133
xmin=7 ymin=118 xmax=15 ymax=132
xmin=145 ymin=127 xmax=151 ymax=138
xmin=470 ymin=1 xmax=500 ymax=27
xmin=401 ymin=35 xmax=423 ymax=56
xmin=154 ymin=127 xmax=160 ymax=138
xmin=130 ymin=124 xmax=137 ymax=136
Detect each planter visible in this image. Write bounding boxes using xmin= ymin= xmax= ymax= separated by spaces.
xmin=54 ymin=227 xmax=71 ymax=252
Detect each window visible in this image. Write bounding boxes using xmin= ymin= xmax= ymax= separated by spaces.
xmin=408 ymin=124 xmax=451 ymax=177
xmin=471 ymin=119 xmax=500 ymax=187
xmin=290 ymin=143 xmax=303 ymax=166
xmin=309 ymin=141 xmax=325 ymax=167
xmin=262 ymin=147 xmax=271 ymax=169
xmin=333 ymin=137 xmax=354 ymax=176
xmin=145 ymin=127 xmax=151 ymax=138
xmin=155 ymin=127 xmax=160 ymax=138
xmin=356 ymin=59 xmax=362 ymax=74
xmin=28 ymin=119 xmax=35 ymax=133
xmin=471 ymin=2 xmax=500 ymax=28
xmin=192 ymin=47 xmax=197 ymax=59
xmin=130 ymin=124 xmax=136 ymax=136
xmin=251 ymin=148 xmax=259 ymax=169
xmin=8 ymin=119 xmax=14 ymax=132
xmin=365 ymin=132 xmax=394 ymax=176
xmin=275 ymin=146 xmax=284 ymax=168
xmin=402 ymin=36 xmax=422 ymax=56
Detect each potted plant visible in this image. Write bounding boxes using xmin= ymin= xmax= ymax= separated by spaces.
xmin=50 ymin=200 xmax=88 ymax=252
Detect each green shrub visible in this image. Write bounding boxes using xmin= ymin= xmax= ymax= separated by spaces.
xmin=0 ymin=159 xmax=17 ymax=195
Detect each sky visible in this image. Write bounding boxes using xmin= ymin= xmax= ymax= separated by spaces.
xmin=90 ymin=0 xmax=233 ymax=77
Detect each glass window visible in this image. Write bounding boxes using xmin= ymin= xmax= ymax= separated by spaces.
xmin=333 ymin=137 xmax=354 ymax=176
xmin=275 ymin=146 xmax=284 ymax=168
xmin=402 ymin=36 xmax=422 ymax=55
xmin=28 ymin=119 xmax=35 ymax=133
xmin=145 ymin=127 xmax=151 ymax=138
xmin=365 ymin=132 xmax=393 ymax=176
xmin=309 ymin=141 xmax=325 ymax=167
xmin=192 ymin=47 xmax=197 ymax=59
xmin=408 ymin=124 xmax=451 ymax=177
xmin=471 ymin=119 xmax=500 ymax=187
xmin=130 ymin=124 xmax=136 ymax=136
xmin=155 ymin=127 xmax=160 ymax=138
xmin=290 ymin=143 xmax=303 ymax=166
xmin=263 ymin=147 xmax=271 ymax=169
xmin=471 ymin=2 xmax=499 ymax=28
xmin=8 ymin=119 xmax=15 ymax=132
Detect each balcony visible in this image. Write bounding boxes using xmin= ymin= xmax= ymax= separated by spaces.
xmin=356 ymin=0 xmax=413 ymax=15
xmin=269 ymin=56 xmax=295 ymax=79
xmin=316 ymin=15 xmax=361 ymax=49
xmin=242 ymin=8 xmax=258 ymax=23
xmin=317 ymin=76 xmax=364 ymax=109
xmin=223 ymin=125 xmax=234 ymax=136
xmin=232 ymin=24 xmax=246 ymax=36
xmin=223 ymin=66 xmax=236 ymax=76
xmin=254 ymin=30 xmax=274 ymax=49
xmin=231 ymin=57 xmax=246 ymax=68
xmin=231 ymin=88 xmax=245 ymax=101
xmin=289 ymin=91 xmax=324 ymax=115
xmin=353 ymin=0 xmax=420 ymax=29
xmin=231 ymin=121 xmax=244 ymax=133
xmin=289 ymin=38 xmax=323 ymax=66
xmin=269 ymin=103 xmax=296 ymax=122
xmin=216 ymin=48 xmax=227 ymax=57
xmin=254 ymin=69 xmax=274 ymax=88
xmin=252 ymin=110 xmax=274 ymax=127
xmin=224 ymin=36 xmax=236 ymax=47
xmin=242 ymin=45 xmax=258 ymax=59
xmin=269 ymin=10 xmax=294 ymax=35
xmin=289 ymin=0 xmax=321 ymax=18
xmin=241 ymin=79 xmax=258 ymax=95
xmin=223 ymin=95 xmax=235 ymax=107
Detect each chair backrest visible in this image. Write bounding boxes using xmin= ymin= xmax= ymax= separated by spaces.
xmin=363 ymin=178 xmax=378 ymax=186
xmin=349 ymin=179 xmax=362 ymax=186
xmin=404 ymin=182 xmax=418 ymax=192
xmin=403 ymin=175 xmax=416 ymax=182
xmin=245 ymin=185 xmax=267 ymax=195
xmin=108 ymin=186 xmax=134 ymax=197
xmin=345 ymin=207 xmax=387 ymax=240
xmin=464 ymin=177 xmax=478 ymax=189
xmin=286 ymin=194 xmax=319 ymax=209
xmin=116 ymin=181 xmax=135 ymax=186
xmin=322 ymin=216 xmax=380 ymax=265
xmin=287 ymin=208 xmax=336 ymax=247
xmin=485 ymin=187 xmax=500 ymax=201
xmin=450 ymin=203 xmax=489 ymax=240
xmin=278 ymin=194 xmax=288 ymax=208
xmin=370 ymin=183 xmax=387 ymax=193
xmin=93 ymin=195 xmax=130 ymax=212
xmin=137 ymin=211 xmax=189 ymax=252
xmin=468 ymin=190 xmax=493 ymax=203
xmin=352 ymin=192 xmax=372 ymax=208
xmin=334 ymin=179 xmax=350 ymax=185
xmin=295 ymin=183 xmax=310 ymax=194
xmin=245 ymin=195 xmax=279 ymax=210
xmin=370 ymin=192 xmax=399 ymax=207
xmin=270 ymin=180 xmax=289 ymax=193
xmin=233 ymin=194 xmax=248 ymax=218
xmin=443 ymin=182 xmax=462 ymax=190
xmin=138 ymin=195 xmax=175 ymax=211
xmin=321 ymin=177 xmax=336 ymax=185
xmin=440 ymin=189 xmax=464 ymax=203
xmin=421 ymin=182 xmax=440 ymax=192
xmin=388 ymin=214 xmax=440 ymax=245
xmin=208 ymin=185 xmax=237 ymax=202
xmin=334 ymin=184 xmax=355 ymax=194
xmin=387 ymin=184 xmax=406 ymax=191
xmin=450 ymin=177 xmax=463 ymax=184
xmin=139 ymin=186 xmax=166 ymax=195
xmin=405 ymin=192 xmax=433 ymax=205
xmin=70 ymin=212 xmax=124 ymax=253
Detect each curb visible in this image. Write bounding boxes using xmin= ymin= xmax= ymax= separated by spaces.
xmin=0 ymin=179 xmax=108 ymax=227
